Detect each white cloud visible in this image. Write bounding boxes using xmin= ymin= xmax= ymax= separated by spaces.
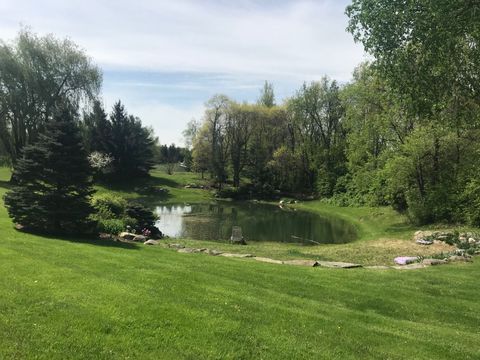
xmin=0 ymin=0 xmax=366 ymax=145
xmin=0 ymin=0 xmax=364 ymax=81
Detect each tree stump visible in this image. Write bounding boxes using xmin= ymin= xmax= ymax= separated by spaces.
xmin=230 ymin=226 xmax=246 ymax=245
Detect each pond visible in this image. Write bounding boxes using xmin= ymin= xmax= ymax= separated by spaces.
xmin=155 ymin=202 xmax=357 ymax=244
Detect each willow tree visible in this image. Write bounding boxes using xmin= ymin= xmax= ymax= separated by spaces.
xmin=0 ymin=29 xmax=101 ymax=163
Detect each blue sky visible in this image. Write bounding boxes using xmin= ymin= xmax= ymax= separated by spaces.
xmin=1 ymin=0 xmax=365 ymax=145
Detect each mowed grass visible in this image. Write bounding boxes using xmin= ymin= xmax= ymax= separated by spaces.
xmin=1 ymin=167 xmax=480 ymax=359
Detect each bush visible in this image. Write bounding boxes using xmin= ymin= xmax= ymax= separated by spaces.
xmin=461 ymin=179 xmax=480 ymax=226
xmin=125 ymin=203 xmax=157 ymax=230
xmin=96 ymin=218 xmax=125 ymax=235
xmin=92 ymin=195 xmax=128 ymax=218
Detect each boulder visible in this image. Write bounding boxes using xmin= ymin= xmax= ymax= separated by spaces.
xmin=168 ymin=243 xmax=185 ymax=249
xmin=448 ymin=255 xmax=473 ymax=262
xmin=144 ymin=239 xmax=159 ymax=245
xmin=133 ymin=235 xmax=147 ymax=242
xmin=283 ymin=260 xmax=318 ymax=267
xmin=394 ymin=256 xmax=419 ymax=265
xmin=254 ymin=257 xmax=284 ymax=265
xmin=219 ymin=253 xmax=254 ymax=258
xmin=416 ymin=239 xmax=433 ymax=245
xmin=177 ymin=247 xmax=195 ymax=254
xmin=413 ymin=231 xmax=433 ymax=244
xmin=14 ymin=223 xmax=24 ymax=231
xmin=316 ymin=261 xmax=362 ymax=268
xmin=422 ymin=258 xmax=447 ymax=266
xmin=207 ymin=249 xmax=223 ymax=256
xmin=119 ymin=232 xmax=136 ymax=241
xmin=393 ymin=263 xmax=426 ymax=270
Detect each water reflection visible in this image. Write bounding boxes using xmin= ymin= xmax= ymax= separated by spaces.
xmin=155 ymin=202 xmax=356 ymax=244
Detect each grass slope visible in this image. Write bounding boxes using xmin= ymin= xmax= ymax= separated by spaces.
xmin=1 ymin=167 xmax=479 ymax=359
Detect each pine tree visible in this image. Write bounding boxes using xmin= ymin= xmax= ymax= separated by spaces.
xmin=108 ymin=101 xmax=155 ymax=177
xmin=4 ymin=106 xmax=94 ymax=234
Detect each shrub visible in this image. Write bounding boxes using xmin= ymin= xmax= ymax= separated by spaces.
xmin=92 ymin=195 xmax=128 ymax=218
xmin=126 ymin=203 xmax=157 ymax=230
xmin=96 ymin=218 xmax=125 ymax=235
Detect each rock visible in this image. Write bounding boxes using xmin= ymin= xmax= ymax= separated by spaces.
xmin=283 ymin=260 xmax=318 ymax=267
xmin=422 ymin=258 xmax=447 ymax=266
xmin=219 ymin=253 xmax=254 ymax=258
xmin=254 ymin=257 xmax=284 ymax=265
xmin=119 ymin=232 xmax=136 ymax=241
xmin=230 ymin=226 xmax=246 ymax=245
xmin=316 ymin=261 xmax=362 ymax=268
xmin=193 ymin=248 xmax=208 ymax=253
xmin=177 ymin=247 xmax=195 ymax=253
xmin=416 ymin=239 xmax=433 ymax=245
xmin=168 ymin=243 xmax=185 ymax=249
xmin=144 ymin=239 xmax=159 ymax=245
xmin=393 ymin=263 xmax=426 ymax=270
xmin=207 ymin=249 xmax=223 ymax=256
xmin=364 ymin=265 xmax=391 ymax=270
xmin=394 ymin=256 xmax=419 ymax=265
xmin=14 ymin=223 xmax=24 ymax=231
xmin=448 ymin=255 xmax=472 ymax=262
xmin=133 ymin=235 xmax=147 ymax=242
xmin=468 ymin=237 xmax=476 ymax=244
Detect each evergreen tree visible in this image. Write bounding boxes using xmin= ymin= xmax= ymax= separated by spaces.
xmin=82 ymin=100 xmax=112 ymax=154
xmin=4 ymin=106 xmax=94 ymax=234
xmin=108 ymin=101 xmax=156 ymax=177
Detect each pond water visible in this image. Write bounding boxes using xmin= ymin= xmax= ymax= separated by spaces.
xmin=155 ymin=202 xmax=356 ymax=244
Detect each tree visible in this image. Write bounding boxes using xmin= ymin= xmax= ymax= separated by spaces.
xmin=226 ymin=103 xmax=254 ymax=187
xmin=345 ymin=1 xmax=480 ymax=223
xmin=205 ymin=95 xmax=230 ymax=188
xmin=182 ymin=118 xmax=200 ymax=149
xmin=257 ymin=81 xmax=276 ymax=107
xmin=82 ymin=101 xmax=156 ymax=178
xmin=0 ymin=29 xmax=101 ymax=163
xmin=4 ymin=105 xmax=94 ymax=234
xmin=287 ymin=77 xmax=346 ymax=195
xmin=192 ymin=123 xmax=211 ymax=179
xmin=82 ymin=100 xmax=111 ymax=154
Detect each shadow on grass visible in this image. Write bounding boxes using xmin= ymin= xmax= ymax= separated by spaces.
xmin=16 ymin=228 xmax=139 ymax=250
xmin=0 ymin=179 xmax=12 ymax=191
xmin=383 ymin=221 xmax=415 ymax=236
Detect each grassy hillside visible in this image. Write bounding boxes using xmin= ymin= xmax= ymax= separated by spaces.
xmin=0 ymin=167 xmax=479 ymax=359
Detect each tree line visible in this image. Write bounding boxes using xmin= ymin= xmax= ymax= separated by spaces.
xmin=189 ymin=0 xmax=480 ymax=226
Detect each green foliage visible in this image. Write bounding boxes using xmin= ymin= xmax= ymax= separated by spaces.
xmin=461 ymin=179 xmax=480 ymax=227
xmin=257 ymin=81 xmax=275 ymax=107
xmin=82 ymin=101 xmax=156 ymax=178
xmin=92 ymin=194 xmax=128 ymax=218
xmin=95 ymin=218 xmax=127 ymax=235
xmin=3 ymin=106 xmax=94 ymax=234
xmin=90 ymin=194 xmax=140 ymax=234
xmin=0 ymin=29 xmax=101 ymax=162
xmin=125 ymin=203 xmax=157 ymax=231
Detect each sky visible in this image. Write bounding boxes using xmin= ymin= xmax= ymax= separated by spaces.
xmin=0 ymin=0 xmax=366 ymax=145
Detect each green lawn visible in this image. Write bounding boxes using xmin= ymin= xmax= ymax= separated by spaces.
xmin=1 ymin=167 xmax=479 ymax=359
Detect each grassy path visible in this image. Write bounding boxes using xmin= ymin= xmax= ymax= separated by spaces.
xmin=1 ymin=168 xmax=479 ymax=359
